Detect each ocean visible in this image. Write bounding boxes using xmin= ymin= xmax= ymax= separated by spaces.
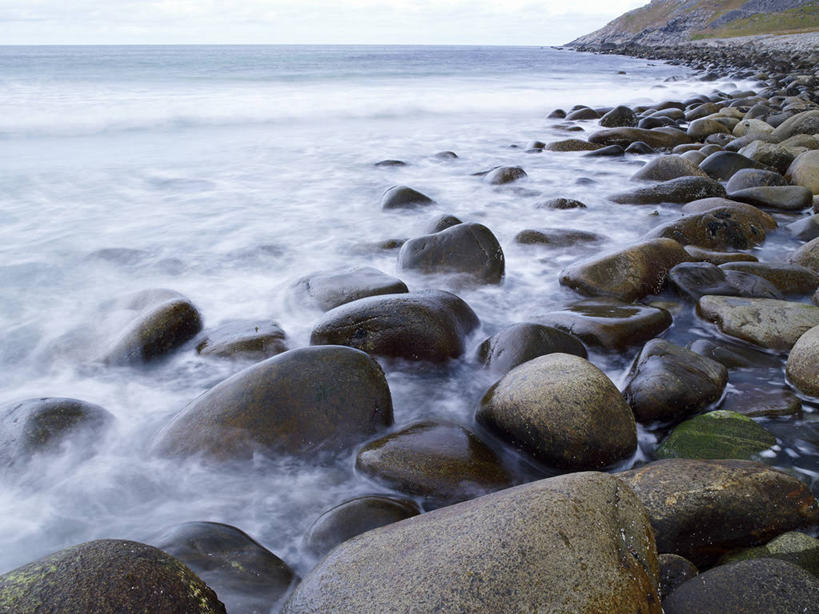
xmin=0 ymin=45 xmax=814 ymax=587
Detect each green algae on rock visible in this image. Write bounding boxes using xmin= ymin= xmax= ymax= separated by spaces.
xmin=655 ymin=410 xmax=776 ymax=460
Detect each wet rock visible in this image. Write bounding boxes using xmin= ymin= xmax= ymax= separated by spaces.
xmin=738 ymin=141 xmax=794 ymax=174
xmin=728 ymin=185 xmax=813 ymax=211
xmin=477 ymin=322 xmax=587 ymax=375
xmin=687 ymin=118 xmax=730 ymax=141
xmin=152 ymin=346 xmax=393 ymax=461
xmin=0 ymin=397 xmax=114 ymax=469
xmin=720 ymin=262 xmax=819 ymax=295
xmin=374 ymin=159 xmax=407 ymax=167
xmin=547 ymin=108 xmax=566 ymax=119
xmin=698 ymin=296 xmax=819 ymax=351
xmin=725 ymin=168 xmax=788 ymax=191
xmin=787 ymin=324 xmax=819 ymax=397
xmin=623 ymin=340 xmax=728 ymax=424
xmin=662 ymin=559 xmax=819 ymax=614
xmin=790 ymin=237 xmax=819 ymax=274
xmin=788 ymin=215 xmax=819 ymax=242
xmin=683 ymin=246 xmax=757 ymax=265
xmin=545 ymin=139 xmax=603 ymax=152
xmin=770 ymin=109 xmax=819 ymax=141
xmin=600 ymin=105 xmax=637 ymax=127
xmin=356 ymin=421 xmax=513 ymax=507
xmin=535 ymin=197 xmax=587 ymax=209
xmin=787 ymin=150 xmax=819 ymax=195
xmin=477 ymin=353 xmax=636 ymax=470
xmin=720 ymin=387 xmax=803 ymax=419
xmin=538 ymin=298 xmax=672 ymax=350
xmin=618 ymin=459 xmax=819 ymax=566
xmin=380 ymin=185 xmax=435 ymax=210
xmin=589 ymin=126 xmax=690 ymax=149
xmin=0 ymin=539 xmax=225 ymax=614
xmin=583 ymin=144 xmax=625 ymax=157
xmin=669 ymin=261 xmax=781 ymax=300
xmin=196 ymin=321 xmax=288 ymax=361
xmin=425 ymin=213 xmax=462 ymax=233
xmin=310 ymin=290 xmax=479 ymax=362
xmin=566 ymin=107 xmax=600 ymax=120
xmin=398 ymin=222 xmax=504 ymax=284
xmin=630 ymin=155 xmax=709 ymax=182
xmin=514 ymin=227 xmax=604 ymax=247
xmin=679 ymin=197 xmax=777 ymax=230
xmin=655 ymin=410 xmax=776 ymax=461
xmin=732 ymin=118 xmax=774 ymax=138
xmin=304 ymin=495 xmax=420 ymax=559
xmin=484 ymin=166 xmax=526 ymax=185
xmin=658 ymin=554 xmax=698 ymax=602
xmin=626 ymin=141 xmax=657 ymax=154
xmin=281 ymin=472 xmax=661 ymax=614
xmin=688 ymin=338 xmax=782 ymax=370
xmin=719 ymin=531 xmax=819 ymax=576
xmin=699 ymin=151 xmax=762 ymax=181
xmin=292 ymin=266 xmax=408 ymax=311
xmin=679 ymin=150 xmax=706 ymax=165
xmin=154 ymin=522 xmax=295 ymax=614
xmin=645 ymin=207 xmax=769 ymax=250
xmin=560 ymin=238 xmax=689 ymax=302
xmin=685 ymin=102 xmax=720 ymax=122
xmin=609 ymin=176 xmax=726 ymax=205
xmin=433 ymin=151 xmax=458 ymax=160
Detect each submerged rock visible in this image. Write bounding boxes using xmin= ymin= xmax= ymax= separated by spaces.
xmin=787 ymin=325 xmax=819 ymax=397
xmin=589 ymin=126 xmax=690 ymax=149
xmin=477 ymin=322 xmax=586 ymax=375
xmin=655 ymin=410 xmax=777 ymax=460
xmin=645 ymin=207 xmax=769 ymax=250
xmin=196 ymin=320 xmax=288 ymax=361
xmin=535 ymin=197 xmax=587 ymax=209
xmin=514 ymin=227 xmax=604 ymax=247
xmin=669 ymin=261 xmax=781 ymax=300
xmin=425 ymin=213 xmax=462 ymax=233
xmin=380 ymin=185 xmax=435 ymax=210
xmin=630 ymin=155 xmax=708 ymax=182
xmin=719 ymin=262 xmax=819 ymax=296
xmin=609 ymin=176 xmax=726 ymax=205
xmin=720 ymin=386 xmax=803 ymax=419
xmin=484 ymin=166 xmax=527 ymax=185
xmin=292 ymin=266 xmax=408 ymax=311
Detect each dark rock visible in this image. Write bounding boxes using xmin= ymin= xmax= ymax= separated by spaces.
xmin=356 ymin=421 xmax=513 ymax=507
xmin=787 ymin=324 xmax=819 ymax=397
xmin=545 ymin=139 xmax=604 ymax=152
xmin=669 ymin=262 xmax=781 ymax=300
xmin=152 ymin=346 xmax=393 ymax=461
xmin=547 ymin=108 xmax=566 ymax=119
xmin=292 ymin=266 xmax=409 ymax=311
xmin=626 ymin=141 xmax=658 ymax=154
xmin=658 ymin=554 xmax=698 ymax=602
xmin=600 ymin=105 xmax=637 ymax=127
xmin=631 ymin=155 xmax=708 ymax=182
xmin=699 ymin=151 xmax=763 ymax=181
xmin=728 ymin=186 xmax=813 ymax=211
xmin=645 ymin=207 xmax=769 ymax=250
xmin=477 ymin=353 xmax=636 ymax=470
xmin=514 ymin=227 xmax=604 ymax=247
xmin=720 ymin=386 xmax=803 ymax=419
xmin=433 ymin=151 xmax=458 ymax=160
xmin=719 ymin=532 xmax=819 ymax=577
xmin=398 ymin=222 xmax=504 ymax=284
xmin=738 ymin=141 xmax=794 ymax=174
xmin=0 ymin=539 xmax=225 ymax=613
xmin=535 ymin=197 xmax=587 ymax=210
xmin=610 ymin=176 xmax=726 ymax=205
xmin=787 ymin=215 xmax=819 ymax=242
xmin=425 ymin=214 xmax=462 ymax=234
xmin=623 ymin=339 xmax=728 ymax=424
xmin=683 ymin=245 xmax=757 ymax=265
xmin=154 ymin=522 xmax=296 ymax=614
xmin=374 ymin=159 xmax=407 ymax=167
xmin=589 ymin=127 xmax=691 ymax=149
xmin=566 ymin=107 xmax=600 ymax=120
xmin=655 ymin=410 xmax=776 ymax=460
xmin=196 ymin=321 xmax=288 ymax=361
xmin=790 ymin=237 xmax=819 ymax=274
xmin=725 ymin=168 xmax=788 ymax=191
xmin=583 ymin=144 xmax=625 ymax=157
xmin=770 ymin=109 xmax=819 ymax=141
xmin=310 ymin=290 xmax=479 ymax=362
xmin=719 ymin=262 xmax=819 ymax=295
xmin=380 ymin=185 xmax=435 ymax=210
xmin=688 ymin=338 xmax=782 ymax=370
xmin=477 ymin=322 xmax=586 ymax=375
xmin=680 ymin=198 xmax=777 ymax=230
xmin=484 ymin=166 xmax=527 ymax=185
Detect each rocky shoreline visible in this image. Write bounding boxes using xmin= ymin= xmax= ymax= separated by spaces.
xmin=2 ymin=43 xmax=819 ymax=613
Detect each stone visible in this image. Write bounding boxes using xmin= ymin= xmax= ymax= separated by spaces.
xmin=153 ymin=522 xmax=295 ymax=614
xmin=738 ymin=141 xmax=794 ymax=174
xmin=732 ymin=118 xmax=774 ymax=138
xmin=292 ymin=266 xmax=408 ymax=311
xmin=630 ymin=155 xmax=708 ymax=182
xmin=398 ymin=222 xmax=504 ymax=284
xmin=380 ymin=185 xmax=435 ymax=210
xmin=425 ymin=214 xmax=462 ymax=234
xmin=477 ymin=353 xmax=636 ymax=470
xmin=374 ymin=159 xmax=406 ymax=167
xmin=0 ymin=397 xmax=115 ymax=469
xmin=688 ymin=338 xmax=782 ymax=370
xmin=433 ymin=151 xmax=458 ymax=160
xmin=687 ymin=118 xmax=730 ymax=141
xmin=589 ymin=127 xmax=691 ymax=149
xmin=623 ymin=340 xmax=728 ymax=424
xmin=790 ymin=237 xmax=819 ymax=274
xmin=196 ymin=320 xmax=288 ymax=361
xmin=787 ymin=150 xmax=819 ymax=194
xmin=662 ymin=559 xmax=819 ymax=614
xmin=787 ymin=324 xmax=819 ymax=397
xmin=655 ymin=410 xmax=776 ymax=460
xmin=618 ymin=459 xmax=819 ymax=566
xmin=770 ymin=109 xmax=819 ymax=141
xmin=698 ymin=296 xmax=819 ymax=351
xmin=560 ymin=238 xmax=690 ymax=302
xmin=0 ymin=539 xmax=225 ymax=614
xmin=725 ymin=168 xmax=788 ymax=192
xmin=658 ymin=554 xmax=698 ymax=602
xmin=566 ymin=107 xmax=600 ymax=120
xmin=535 ymin=197 xmax=587 ymax=209
xmin=787 ymin=215 xmax=819 ymax=242
xmin=668 ymin=262 xmax=781 ymax=300
xmin=728 ymin=185 xmax=813 ymax=211
xmin=311 ymin=290 xmax=478 ymax=362
xmin=152 ymin=346 xmax=393 ymax=461
xmin=679 ymin=198 xmax=777 ymax=230
xmin=699 ymin=151 xmax=762 ymax=181
xmin=626 ymin=141 xmax=657 ymax=154
xmin=720 ymin=387 xmax=803 ymax=419
xmin=719 ymin=262 xmax=819 ymax=295
xmin=609 ymin=176 xmax=726 ymax=205
xmin=304 ymin=496 xmax=420 ymax=559
xmin=685 ymin=102 xmax=720 ymax=122
xmin=356 ymin=421 xmax=513 ymax=507
xmin=282 ymin=472 xmax=662 ymax=614
xmin=514 ymin=227 xmax=604 ymax=247
xmin=600 ymin=105 xmax=637 ymax=127
xmin=583 ymin=144 xmax=625 ymax=157
xmin=680 ymin=150 xmax=706 ymax=165
xmin=477 ymin=322 xmax=587 ymax=375
xmin=545 ymin=139 xmax=603 ymax=152
xmin=645 ymin=207 xmax=769 ymax=250
xmin=683 ymin=246 xmax=757 ymax=265
xmin=484 ymin=166 xmax=526 ymax=185
xmin=719 ymin=532 xmax=819 ymax=576
xmin=538 ymin=298 xmax=672 ymax=350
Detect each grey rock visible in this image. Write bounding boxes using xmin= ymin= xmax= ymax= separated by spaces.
xmin=380 ymin=185 xmax=435 ymax=210
xmin=669 ymin=262 xmax=782 ymax=300
xmin=477 ymin=322 xmax=587 ymax=375
xmin=293 ymin=266 xmax=408 ymax=311
xmin=196 ymin=321 xmax=288 ymax=361
xmin=610 ymin=176 xmax=726 ymax=205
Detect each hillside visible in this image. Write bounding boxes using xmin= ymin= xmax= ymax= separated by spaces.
xmin=569 ymin=0 xmax=819 ymax=47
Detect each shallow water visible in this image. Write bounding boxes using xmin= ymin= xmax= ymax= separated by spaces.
xmin=0 ymin=45 xmax=815 ymax=585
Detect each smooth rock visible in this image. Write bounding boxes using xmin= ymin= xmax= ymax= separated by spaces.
xmin=687 ymin=118 xmax=730 ymax=140
xmin=600 ymin=105 xmax=637 ymax=128
xmin=626 ymin=141 xmax=658 ymax=154
xmin=679 ymin=197 xmax=777 ymax=230
xmin=655 ymin=410 xmax=776 ymax=460
xmin=609 ymin=176 xmax=726 ymax=205
xmin=583 ymin=144 xmax=625 ymax=157
xmin=545 ymin=139 xmax=603 ymax=152
xmin=669 ymin=261 xmax=781 ymax=300
xmin=630 ymin=155 xmax=708 ymax=182
xmin=196 ymin=320 xmax=288 ymax=361
xmin=293 ymin=266 xmax=408 ymax=311
xmin=535 ymin=197 xmax=587 ymax=209
xmin=728 ymin=185 xmax=813 ymax=211
xmin=477 ymin=322 xmax=586 ymax=375
xmin=770 ymin=109 xmax=819 ymax=141
xmin=645 ymin=207 xmax=768 ymax=250
xmin=380 ymin=185 xmax=435 ymax=210
xmin=699 ymin=151 xmax=762 ymax=181
xmin=732 ymin=118 xmax=774 ymax=138
xmin=514 ymin=227 xmax=603 ymax=247
xmin=790 ymin=237 xmax=819 ymax=274
xmin=680 ymin=150 xmax=706 ymax=165
xmin=589 ymin=127 xmax=690 ymax=149
xmin=688 ymin=338 xmax=782 ymax=369
xmin=719 ymin=262 xmax=819 ymax=295
xmin=566 ymin=107 xmax=600 ymax=120
xmin=719 ymin=531 xmax=819 ymax=576
xmin=787 ymin=324 xmax=819 ymax=397
xmin=425 ymin=213 xmax=462 ymax=234
xmin=725 ymin=168 xmax=788 ymax=191
xmin=720 ymin=387 xmax=803 ymax=419
xmin=484 ymin=166 xmax=526 ymax=185
xmin=738 ymin=141 xmax=794 ymax=174
xmin=788 ymin=214 xmax=819 ymax=242
xmin=787 ymin=149 xmax=819 ymax=194
xmin=683 ymin=246 xmax=758 ymax=265
xmin=658 ymin=554 xmax=698 ymax=602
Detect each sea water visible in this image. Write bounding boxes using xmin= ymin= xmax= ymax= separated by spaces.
xmin=0 ymin=45 xmax=815 ymax=583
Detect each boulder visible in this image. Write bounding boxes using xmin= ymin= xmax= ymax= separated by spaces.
xmin=477 ymin=353 xmax=636 ymax=470
xmin=658 ymin=554 xmax=698 ymax=602
xmin=698 ymin=296 xmax=819 ymax=351
xmin=304 ymin=495 xmax=421 ymax=559
xmin=618 ymin=459 xmax=819 ymax=566
xmin=566 ymin=107 xmax=600 ymax=120
xmin=655 ymin=410 xmax=777 ymax=460
xmin=281 ymin=472 xmax=662 ymax=614
xmin=380 ymin=185 xmax=435 ymax=210
xmin=0 ymin=539 xmax=225 ymax=613
xmin=688 ymin=338 xmax=782 ymax=370
xmin=425 ymin=214 xmax=462 ymax=233
xmin=356 ymin=421 xmax=513 ymax=507
xmin=719 ymin=531 xmax=819 ymax=576
xmin=645 ymin=207 xmax=768 ymax=250
xmin=668 ymin=262 xmax=781 ymax=300
xmin=623 ymin=340 xmax=728 ymax=423
xmin=626 ymin=141 xmax=658 ymax=154
xmin=719 ymin=262 xmax=819 ymax=295
xmin=727 ymin=185 xmax=813 ymax=211
xmin=477 ymin=322 xmax=586 ymax=375
xmin=584 ymin=144 xmax=625 ymax=157
xmin=699 ymin=151 xmax=762 ymax=181
xmin=732 ymin=118 xmax=774 ymax=138
xmin=484 ymin=166 xmax=526 ymax=185
xmin=152 ymin=346 xmax=393 ymax=461
xmin=538 ymin=298 xmax=672 ymax=350
xmin=787 ymin=324 xmax=819 ymax=397
xmin=609 ymin=176 xmax=726 ymax=205
xmin=738 ymin=141 xmax=794 ymax=174
xmin=787 ymin=214 xmax=819 ymax=242
xmin=589 ymin=127 xmax=690 ymax=149
xmin=720 ymin=387 xmax=803 ymax=419
xmin=679 ymin=198 xmax=777 ymax=229
xmin=685 ymin=102 xmax=720 ymax=122
xmin=292 ymin=266 xmax=408 ymax=311
xmin=535 ymin=197 xmax=587 ymax=209
xmin=310 ymin=290 xmax=479 ymax=362
xmin=630 ymin=155 xmax=708 ymax=182
xmin=153 ymin=522 xmax=296 ymax=614
xmin=196 ymin=320 xmax=288 ymax=361
xmin=683 ymin=246 xmax=757 ymax=265
xmin=725 ymin=168 xmax=788 ymax=191
xmin=545 ymin=139 xmax=603 ymax=152
xmin=600 ymin=105 xmax=637 ymax=128
xmin=514 ymin=227 xmax=603 ymax=247
xmin=787 ymin=150 xmax=819 ymax=194
xmin=560 ymin=238 xmax=690 ymax=302
xmin=398 ymin=222 xmax=504 ymax=284
xmin=770 ymin=109 xmax=819 ymax=141
xmin=790 ymin=236 xmax=819 ymax=274
xmin=687 ymin=118 xmax=730 ymax=141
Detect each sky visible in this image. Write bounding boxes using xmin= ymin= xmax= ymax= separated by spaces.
xmin=1 ymin=0 xmax=649 ymax=45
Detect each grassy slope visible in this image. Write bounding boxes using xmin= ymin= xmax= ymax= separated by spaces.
xmin=693 ymin=4 xmax=819 ymax=38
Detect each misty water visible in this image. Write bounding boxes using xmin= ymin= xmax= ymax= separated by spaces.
xmin=0 ymin=45 xmax=815 ymax=591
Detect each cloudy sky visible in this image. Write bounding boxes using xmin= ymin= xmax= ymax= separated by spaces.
xmin=2 ymin=0 xmax=648 ymax=45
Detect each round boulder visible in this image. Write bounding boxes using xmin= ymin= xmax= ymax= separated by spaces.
xmin=609 ymin=176 xmax=726 ymax=205
xmin=658 ymin=554 xmax=698 ymax=602
xmin=292 ymin=266 xmax=409 ymax=311
xmin=771 ymin=109 xmax=819 ymax=141
xmin=787 ymin=150 xmax=819 ymax=194
xmin=196 ymin=320 xmax=288 ymax=361
xmin=600 ymin=106 xmax=636 ymax=127
xmin=699 ymin=151 xmax=762 ymax=181
xmin=719 ymin=262 xmax=819 ymax=295
xmin=645 ymin=207 xmax=769 ymax=250
xmin=787 ymin=324 xmax=819 ymax=397
xmin=725 ymin=168 xmax=788 ymax=191
xmin=789 ymin=236 xmax=819 ymax=274
xmin=630 ymin=155 xmax=709 ymax=182
xmin=477 ymin=322 xmax=586 ymax=375
xmin=669 ymin=262 xmax=781 ymax=300
xmin=425 ymin=213 xmax=462 ymax=233
xmin=655 ymin=410 xmax=777 ymax=460
xmin=484 ymin=166 xmax=526 ymax=185
xmin=380 ymin=185 xmax=435 ymax=210
xmin=727 ymin=185 xmax=813 ymax=211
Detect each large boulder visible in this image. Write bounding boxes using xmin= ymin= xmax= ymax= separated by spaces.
xmin=560 ymin=238 xmax=690 ymax=302
xmin=600 ymin=105 xmax=637 ymax=128
xmin=787 ymin=150 xmax=819 ymax=194
xmin=727 ymin=185 xmax=813 ymax=211
xmin=477 ymin=322 xmax=586 ymax=375
xmin=610 ymin=177 xmax=725 ymax=205
xmin=770 ymin=109 xmax=819 ymax=141
xmin=398 ymin=222 xmax=504 ymax=284
xmin=380 ymin=185 xmax=435 ymax=210
xmin=152 ymin=346 xmax=393 ymax=461
xmin=356 ymin=421 xmax=513 ymax=507
xmin=699 ymin=151 xmax=762 ymax=181
xmin=655 ymin=410 xmax=777 ymax=460
xmin=281 ymin=472 xmax=662 ymax=614
xmin=645 ymin=207 xmax=769 ymax=250
xmin=477 ymin=353 xmax=636 ymax=470
xmin=623 ymin=340 xmax=728 ymax=424
xmin=680 ymin=198 xmax=778 ymax=230
xmin=153 ymin=522 xmax=296 ymax=614
xmin=292 ymin=266 xmax=408 ymax=311
xmin=618 ymin=459 xmax=819 ymax=566
xmin=697 ymin=296 xmax=819 ymax=351
xmin=589 ymin=126 xmax=690 ymax=149
xmin=310 ymin=290 xmax=479 ymax=362
xmin=738 ymin=141 xmax=794 ymax=175
xmin=787 ymin=324 xmax=819 ymax=397
xmin=630 ymin=155 xmax=709 ymax=182
xmin=719 ymin=262 xmax=819 ymax=295
xmin=0 ymin=539 xmax=225 ymax=613
xmin=790 ymin=236 xmax=819 ymax=274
